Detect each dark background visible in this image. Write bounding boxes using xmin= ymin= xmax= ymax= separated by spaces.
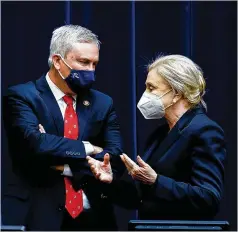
xmin=1 ymin=1 xmax=237 ymax=230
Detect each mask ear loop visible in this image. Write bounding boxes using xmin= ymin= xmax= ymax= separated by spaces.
xmin=55 ymin=54 xmax=73 ymax=69
xmin=158 ymin=89 xmax=173 ymax=99
xmin=55 ymin=54 xmax=73 ymax=80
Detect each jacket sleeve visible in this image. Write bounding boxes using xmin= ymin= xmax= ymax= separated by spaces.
xmin=3 ymin=88 xmax=87 ymax=166
xmin=147 ymin=124 xmax=226 ymax=215
xmin=69 ymin=97 xmax=125 ymax=180
xmin=94 ymin=98 xmax=125 ymax=179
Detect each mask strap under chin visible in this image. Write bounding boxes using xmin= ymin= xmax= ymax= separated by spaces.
xmin=58 ymin=70 xmax=66 ymax=80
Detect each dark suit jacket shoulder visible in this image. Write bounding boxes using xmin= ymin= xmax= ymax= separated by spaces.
xmin=111 ymin=106 xmax=226 ymax=221
xmin=2 ymin=76 xmax=123 ymax=230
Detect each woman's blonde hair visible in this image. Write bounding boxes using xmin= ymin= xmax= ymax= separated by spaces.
xmin=148 ymin=54 xmax=207 ymax=110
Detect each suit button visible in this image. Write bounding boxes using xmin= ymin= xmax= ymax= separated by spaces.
xmin=58 ymin=205 xmax=64 ymax=211
xmin=140 ymin=200 xmax=143 ymax=203
xmin=101 ymin=193 xmax=108 ymax=199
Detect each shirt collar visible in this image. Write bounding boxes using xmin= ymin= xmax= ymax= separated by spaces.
xmin=46 ymin=73 xmax=77 ymax=102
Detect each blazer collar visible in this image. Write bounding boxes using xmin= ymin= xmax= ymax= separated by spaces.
xmin=144 ymin=105 xmax=205 ymax=164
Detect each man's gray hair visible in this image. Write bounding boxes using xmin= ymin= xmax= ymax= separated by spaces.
xmin=48 ymin=24 xmax=100 ymax=67
xmin=148 ymin=54 xmax=207 ymax=110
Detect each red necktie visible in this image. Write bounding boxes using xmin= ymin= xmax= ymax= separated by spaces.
xmin=63 ymin=95 xmax=83 ymax=218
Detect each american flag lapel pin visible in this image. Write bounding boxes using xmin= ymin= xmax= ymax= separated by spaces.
xmin=83 ymin=100 xmax=90 ymax=106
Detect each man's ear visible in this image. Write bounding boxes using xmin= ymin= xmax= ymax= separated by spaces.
xmin=51 ymin=55 xmax=61 ymax=70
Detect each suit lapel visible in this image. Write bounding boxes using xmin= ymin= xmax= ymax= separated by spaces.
xmin=142 ymin=123 xmax=168 ymax=162
xmin=35 ymin=76 xmax=64 ymax=136
xmin=148 ymin=123 xmax=180 ymax=166
xmin=145 ymin=105 xmax=205 ymax=167
xmin=76 ymin=92 xmax=93 ymax=140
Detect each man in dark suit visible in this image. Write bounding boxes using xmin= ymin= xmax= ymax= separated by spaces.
xmin=2 ymin=24 xmax=124 ymax=231
xmin=87 ymin=54 xmax=226 ymax=221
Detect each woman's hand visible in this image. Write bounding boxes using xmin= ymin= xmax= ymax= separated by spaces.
xmin=120 ymin=154 xmax=157 ymax=185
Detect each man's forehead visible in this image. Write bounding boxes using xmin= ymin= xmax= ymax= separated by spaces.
xmin=71 ymin=42 xmax=99 ymax=60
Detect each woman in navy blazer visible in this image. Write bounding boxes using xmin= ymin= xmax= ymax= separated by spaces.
xmin=88 ymin=54 xmax=226 ymax=220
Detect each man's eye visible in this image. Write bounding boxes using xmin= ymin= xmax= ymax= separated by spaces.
xmin=80 ymin=60 xmax=89 ymax=65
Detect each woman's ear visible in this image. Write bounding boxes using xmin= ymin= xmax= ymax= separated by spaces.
xmin=173 ymin=91 xmax=182 ymax=103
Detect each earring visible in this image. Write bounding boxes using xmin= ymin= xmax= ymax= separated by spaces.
xmin=172 ymin=99 xmax=176 ymax=103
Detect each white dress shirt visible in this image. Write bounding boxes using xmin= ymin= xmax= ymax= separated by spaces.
xmin=46 ymin=73 xmax=91 ymax=209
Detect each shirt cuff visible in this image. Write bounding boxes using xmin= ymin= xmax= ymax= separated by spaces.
xmin=82 ymin=141 xmax=94 ymax=155
xmin=62 ymin=164 xmax=73 ymax=176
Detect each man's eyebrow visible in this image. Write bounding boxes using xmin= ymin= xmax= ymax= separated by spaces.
xmin=77 ymin=57 xmax=99 ymax=62
xmin=77 ymin=57 xmax=90 ymax=60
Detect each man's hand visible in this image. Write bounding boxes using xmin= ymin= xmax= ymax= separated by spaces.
xmin=39 ymin=124 xmax=46 ymax=133
xmin=53 ymin=165 xmax=64 ymax=171
xmin=86 ymin=153 xmax=113 ymax=183
xmin=39 ymin=124 xmax=103 ymax=173
xmin=39 ymin=124 xmax=65 ymax=171
xmin=120 ymin=153 xmax=157 ymax=185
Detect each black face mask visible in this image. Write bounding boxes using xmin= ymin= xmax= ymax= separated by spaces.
xmin=58 ymin=55 xmax=96 ymax=93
